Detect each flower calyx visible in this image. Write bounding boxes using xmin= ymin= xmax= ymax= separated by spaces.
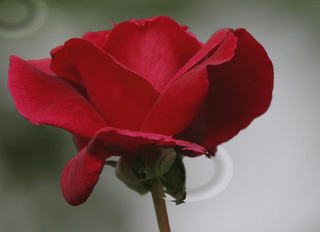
xmin=110 ymin=146 xmax=187 ymax=205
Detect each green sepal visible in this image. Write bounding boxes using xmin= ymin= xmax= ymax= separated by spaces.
xmin=160 ymin=153 xmax=186 ymax=205
xmin=112 ymin=148 xmax=187 ymax=204
xmin=115 ymin=152 xmax=149 ymax=195
xmin=105 ymin=160 xmax=117 ymax=168
xmin=144 ymin=147 xmax=177 ymax=180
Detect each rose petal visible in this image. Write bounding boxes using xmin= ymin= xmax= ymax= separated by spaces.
xmin=73 ymin=135 xmax=91 ymax=151
xmin=60 ymin=148 xmax=108 ymax=206
xmin=50 ymin=30 xmax=111 ymax=86
xmin=103 ymin=16 xmax=202 ymax=92
xmin=81 ymin=29 xmax=111 ymax=48
xmin=87 ymin=127 xmax=206 ymax=157
xmin=50 ymin=45 xmax=84 ymax=87
xmin=27 ymin=58 xmax=56 ymax=76
xmin=51 ymin=38 xmax=159 ymax=131
xmin=181 ymin=29 xmax=274 ymax=150
xmin=8 ymin=56 xmax=108 ymax=137
xmin=61 ymin=127 xmax=206 ymax=205
xmin=167 ymin=28 xmax=231 ymax=87
xmin=140 ymin=67 xmax=209 ymax=136
xmin=140 ymin=30 xmax=237 ymax=136
xmin=181 ymin=25 xmax=204 ymax=47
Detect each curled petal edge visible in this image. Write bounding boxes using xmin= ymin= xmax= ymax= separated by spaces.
xmin=61 ymin=127 xmax=207 ymax=205
xmin=87 ymin=127 xmax=207 ymax=157
xmin=8 ymin=56 xmax=107 ymax=138
xmin=60 ymin=148 xmax=109 ymax=206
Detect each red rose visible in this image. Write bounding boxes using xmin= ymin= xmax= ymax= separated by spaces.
xmin=8 ymin=16 xmax=273 ymax=206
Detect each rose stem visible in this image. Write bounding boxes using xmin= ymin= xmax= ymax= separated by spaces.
xmin=150 ymin=178 xmax=171 ymax=232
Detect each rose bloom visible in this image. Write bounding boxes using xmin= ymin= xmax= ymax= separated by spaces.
xmin=8 ymin=16 xmax=273 ymax=206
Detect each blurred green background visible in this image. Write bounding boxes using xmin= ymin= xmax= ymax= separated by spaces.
xmin=1 ymin=0 xmax=320 ymax=231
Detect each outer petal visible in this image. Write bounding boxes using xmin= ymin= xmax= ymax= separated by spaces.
xmin=49 ymin=30 xmax=111 ymax=86
xmin=103 ymin=16 xmax=202 ymax=92
xmin=140 ymin=31 xmax=237 ymax=136
xmin=60 ymin=148 xmax=108 ymax=206
xmin=181 ymin=29 xmax=274 ymax=150
xmin=51 ymin=38 xmax=159 ymax=131
xmin=167 ymin=28 xmax=231 ymax=87
xmin=73 ymin=135 xmax=91 ymax=151
xmin=8 ymin=56 xmax=108 ymax=137
xmin=81 ymin=29 xmax=111 ymax=48
xmin=50 ymin=45 xmax=83 ymax=87
xmin=61 ymin=127 xmax=206 ymax=205
xmin=87 ymin=127 xmax=206 ymax=157
xmin=140 ymin=67 xmax=209 ymax=136
xmin=181 ymin=25 xmax=204 ymax=47
xmin=27 ymin=58 xmax=56 ymax=76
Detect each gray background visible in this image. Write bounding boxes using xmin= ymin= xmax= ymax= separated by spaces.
xmin=1 ymin=0 xmax=320 ymax=231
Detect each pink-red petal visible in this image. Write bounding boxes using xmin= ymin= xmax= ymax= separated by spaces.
xmin=50 ymin=30 xmax=111 ymax=86
xmin=81 ymin=29 xmax=112 ymax=48
xmin=50 ymin=45 xmax=84 ymax=87
xmin=61 ymin=127 xmax=206 ymax=205
xmin=8 ymin=56 xmax=107 ymax=137
xmin=103 ymin=16 xmax=202 ymax=92
xmin=27 ymin=58 xmax=56 ymax=76
xmin=73 ymin=135 xmax=91 ymax=151
xmin=140 ymin=30 xmax=237 ymax=136
xmin=140 ymin=67 xmax=209 ymax=136
xmin=167 ymin=28 xmax=231 ymax=87
xmin=60 ymin=148 xmax=108 ymax=206
xmin=181 ymin=29 xmax=274 ymax=150
xmin=52 ymin=38 xmax=159 ymax=131
xmin=87 ymin=127 xmax=206 ymax=157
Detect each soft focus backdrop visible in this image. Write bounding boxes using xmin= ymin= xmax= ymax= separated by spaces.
xmin=1 ymin=0 xmax=320 ymax=231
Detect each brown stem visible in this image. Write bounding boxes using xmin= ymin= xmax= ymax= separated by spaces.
xmin=150 ymin=178 xmax=171 ymax=232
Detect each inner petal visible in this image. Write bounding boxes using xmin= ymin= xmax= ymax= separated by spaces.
xmin=53 ymin=38 xmax=159 ymax=131
xmin=103 ymin=16 xmax=202 ymax=92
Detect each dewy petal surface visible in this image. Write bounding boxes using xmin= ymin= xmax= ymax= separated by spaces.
xmin=52 ymin=38 xmax=159 ymax=131
xmin=182 ymin=29 xmax=274 ymax=150
xmin=103 ymin=16 xmax=202 ymax=92
xmin=60 ymin=148 xmax=108 ymax=206
xmin=8 ymin=56 xmax=108 ymax=137
xmin=140 ymin=30 xmax=237 ymax=136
